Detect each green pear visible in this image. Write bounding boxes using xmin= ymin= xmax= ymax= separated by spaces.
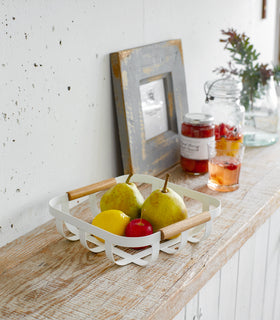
xmin=141 ymin=174 xmax=188 ymax=232
xmin=100 ymin=174 xmax=144 ymax=219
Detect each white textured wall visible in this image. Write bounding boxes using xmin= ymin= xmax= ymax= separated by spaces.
xmin=0 ymin=0 xmax=277 ymax=246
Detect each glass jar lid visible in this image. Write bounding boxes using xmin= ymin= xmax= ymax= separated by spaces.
xmin=204 ymin=76 xmax=242 ymax=99
xmin=183 ymin=113 xmax=214 ymax=125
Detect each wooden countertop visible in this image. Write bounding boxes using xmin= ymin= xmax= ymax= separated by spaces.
xmin=1 ymin=141 xmax=280 ymax=320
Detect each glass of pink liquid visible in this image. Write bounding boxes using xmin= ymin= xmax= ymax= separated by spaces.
xmin=207 ymin=140 xmax=245 ymax=192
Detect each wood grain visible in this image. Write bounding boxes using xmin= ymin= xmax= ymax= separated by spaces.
xmin=262 ymin=0 xmax=267 ymax=19
xmin=67 ymin=177 xmax=117 ymax=200
xmin=1 ymin=142 xmax=280 ymax=319
xmin=160 ymin=211 xmax=211 ymax=240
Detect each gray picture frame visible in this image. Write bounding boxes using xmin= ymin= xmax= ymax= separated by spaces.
xmin=110 ymin=39 xmax=189 ymax=175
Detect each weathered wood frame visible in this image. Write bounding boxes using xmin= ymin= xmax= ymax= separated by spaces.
xmin=110 ymin=39 xmax=188 ymax=175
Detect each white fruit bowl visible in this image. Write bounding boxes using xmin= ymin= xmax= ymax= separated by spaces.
xmin=49 ymin=174 xmax=221 ymax=266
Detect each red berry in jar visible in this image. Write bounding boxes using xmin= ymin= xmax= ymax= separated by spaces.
xmin=215 ymin=123 xmax=243 ymax=142
xmin=219 ymin=123 xmax=228 ymax=137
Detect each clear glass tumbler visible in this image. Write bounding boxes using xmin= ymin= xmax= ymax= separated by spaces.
xmin=207 ymin=140 xmax=245 ymax=192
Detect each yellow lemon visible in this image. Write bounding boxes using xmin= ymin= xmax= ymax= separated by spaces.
xmin=91 ymin=209 xmax=130 ymax=242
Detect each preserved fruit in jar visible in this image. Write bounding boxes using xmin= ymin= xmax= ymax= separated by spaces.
xmin=180 ymin=113 xmax=215 ymax=175
xmin=203 ymin=76 xmax=244 ymax=143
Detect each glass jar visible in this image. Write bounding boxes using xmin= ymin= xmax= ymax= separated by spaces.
xmin=180 ymin=113 xmax=215 ymax=175
xmin=202 ymin=76 xmax=245 ymax=142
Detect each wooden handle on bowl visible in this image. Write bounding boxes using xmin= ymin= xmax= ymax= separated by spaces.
xmin=67 ymin=178 xmax=117 ymax=201
xmin=159 ymin=211 xmax=211 ymax=241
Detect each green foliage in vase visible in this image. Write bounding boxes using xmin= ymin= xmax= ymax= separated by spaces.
xmin=215 ymin=28 xmax=280 ymax=110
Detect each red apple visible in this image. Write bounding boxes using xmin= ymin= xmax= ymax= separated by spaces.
xmin=125 ymin=218 xmax=153 ymax=249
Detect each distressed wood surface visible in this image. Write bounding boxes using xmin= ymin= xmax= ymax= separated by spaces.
xmin=1 ymin=141 xmax=280 ymax=319
xmin=110 ymin=39 xmax=188 ymax=176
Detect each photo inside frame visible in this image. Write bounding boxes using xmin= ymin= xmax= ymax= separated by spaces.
xmin=140 ymin=73 xmax=177 ymax=141
xmin=140 ymin=78 xmax=168 ymax=140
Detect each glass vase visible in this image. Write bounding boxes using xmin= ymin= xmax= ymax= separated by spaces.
xmin=243 ymin=79 xmax=279 ymax=147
